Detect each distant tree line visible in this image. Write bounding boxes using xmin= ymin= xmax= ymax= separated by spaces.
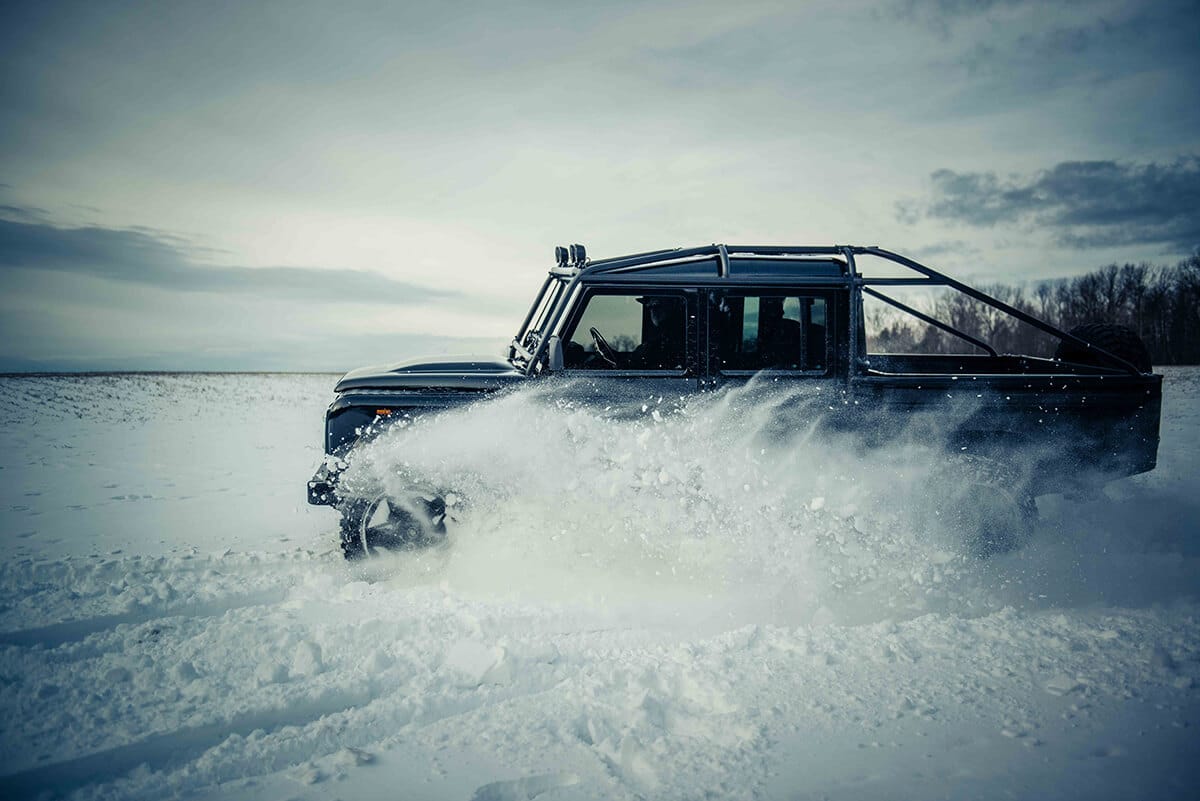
xmin=866 ymin=255 xmax=1200 ymax=365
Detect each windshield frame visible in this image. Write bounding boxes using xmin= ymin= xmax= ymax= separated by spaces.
xmin=509 ymin=274 xmax=569 ymax=370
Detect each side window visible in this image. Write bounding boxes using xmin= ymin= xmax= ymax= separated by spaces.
xmin=563 ymin=293 xmax=687 ymax=371
xmin=715 ymin=294 xmax=828 ymax=373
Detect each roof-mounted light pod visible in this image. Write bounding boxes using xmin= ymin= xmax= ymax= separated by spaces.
xmin=554 ymin=246 xmax=569 ymax=267
xmin=569 ymin=243 xmax=587 ymax=267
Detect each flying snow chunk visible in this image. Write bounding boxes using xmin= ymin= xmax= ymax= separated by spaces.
xmin=334 ymin=747 xmax=375 ymax=768
xmin=104 ymin=666 xmax=132 ymax=684
xmin=256 ymin=661 xmax=289 ymax=686
xmin=1044 ymin=673 xmax=1086 ymax=696
xmin=173 ymin=660 xmax=199 ymax=682
xmin=291 ymin=641 xmax=324 ymax=676
xmin=443 ymin=640 xmax=510 ymax=687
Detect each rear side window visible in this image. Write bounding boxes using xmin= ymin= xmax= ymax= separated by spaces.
xmin=715 ymin=294 xmax=828 ymax=373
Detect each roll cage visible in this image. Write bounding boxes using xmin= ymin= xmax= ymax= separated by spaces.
xmin=508 ymin=245 xmax=1147 ymax=377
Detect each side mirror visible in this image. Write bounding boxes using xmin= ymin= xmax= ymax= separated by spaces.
xmin=547 ymin=335 xmax=564 ymax=371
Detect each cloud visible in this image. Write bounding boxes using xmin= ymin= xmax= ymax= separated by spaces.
xmin=897 ymin=157 xmax=1200 ymax=253
xmin=885 ymin=0 xmax=1045 ymax=39
xmin=0 ymin=204 xmax=47 ymax=222
xmin=0 ymin=213 xmax=453 ymax=304
xmin=0 ymin=321 xmax=500 ymax=373
xmin=884 ymin=0 xmax=1200 ymax=146
xmin=891 ymin=0 xmax=1029 ymax=22
xmin=955 ymin=3 xmax=1199 ymax=85
xmin=905 ymin=239 xmax=980 ymax=259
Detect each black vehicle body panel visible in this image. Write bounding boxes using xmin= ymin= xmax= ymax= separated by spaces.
xmin=309 ymin=245 xmax=1162 ymax=508
xmin=335 ymin=355 xmax=523 ymax=391
xmin=844 ymin=372 xmax=1161 ymax=493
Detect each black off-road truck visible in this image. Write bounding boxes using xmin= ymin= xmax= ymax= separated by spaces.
xmin=309 ymin=244 xmax=1161 ymax=558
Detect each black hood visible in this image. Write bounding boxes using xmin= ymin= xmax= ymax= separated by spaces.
xmin=335 ymin=353 xmax=525 ymax=392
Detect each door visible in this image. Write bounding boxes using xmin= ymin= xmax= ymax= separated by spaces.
xmin=553 ymin=286 xmax=701 ymax=406
xmin=704 ymin=289 xmax=836 ymax=389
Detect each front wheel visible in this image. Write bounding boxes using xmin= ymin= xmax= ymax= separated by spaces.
xmin=339 ymin=493 xmax=447 ymax=559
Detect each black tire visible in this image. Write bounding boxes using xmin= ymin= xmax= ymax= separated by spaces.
xmin=935 ymin=454 xmax=1036 ymax=556
xmin=338 ymin=498 xmax=369 ymax=560
xmin=338 ymin=494 xmax=447 ymax=560
xmin=1055 ymin=323 xmax=1151 ymax=373
xmin=945 ymin=486 xmax=1037 ymax=557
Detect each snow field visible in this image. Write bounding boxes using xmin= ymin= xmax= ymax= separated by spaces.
xmin=1 ymin=370 xmax=1198 ymax=799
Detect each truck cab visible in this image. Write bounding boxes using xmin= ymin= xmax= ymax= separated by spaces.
xmin=511 ymin=245 xmax=856 ymax=391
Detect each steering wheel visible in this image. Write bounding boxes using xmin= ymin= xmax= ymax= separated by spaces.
xmin=589 ymin=326 xmax=618 ymax=367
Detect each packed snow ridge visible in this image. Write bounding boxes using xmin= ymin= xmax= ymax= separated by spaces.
xmin=0 ymin=371 xmax=1198 ymax=800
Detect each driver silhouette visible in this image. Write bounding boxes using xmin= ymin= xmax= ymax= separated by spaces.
xmin=631 ymin=296 xmax=685 ymax=369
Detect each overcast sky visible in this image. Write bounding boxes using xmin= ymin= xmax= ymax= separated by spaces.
xmin=1 ymin=0 xmax=1197 ymax=371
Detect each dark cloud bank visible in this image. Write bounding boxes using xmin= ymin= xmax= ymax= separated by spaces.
xmin=0 ymin=208 xmax=491 ymax=371
xmin=898 ymin=156 xmax=1200 ymax=253
xmin=0 ymin=213 xmax=451 ymax=305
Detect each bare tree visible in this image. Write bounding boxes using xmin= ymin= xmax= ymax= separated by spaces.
xmin=862 ymin=257 xmax=1200 ymax=365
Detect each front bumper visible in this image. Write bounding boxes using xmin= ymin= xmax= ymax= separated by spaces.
xmin=307 ymin=462 xmax=343 ymax=506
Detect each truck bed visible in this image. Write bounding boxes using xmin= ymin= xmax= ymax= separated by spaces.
xmin=849 ymin=353 xmax=1163 ymax=493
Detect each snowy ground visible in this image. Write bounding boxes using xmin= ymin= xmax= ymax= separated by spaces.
xmin=1 ymin=369 xmax=1197 ymax=800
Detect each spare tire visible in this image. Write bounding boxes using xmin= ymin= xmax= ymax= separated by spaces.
xmin=1055 ymin=323 xmax=1152 ymax=373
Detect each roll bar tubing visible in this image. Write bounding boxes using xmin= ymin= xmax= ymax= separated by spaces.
xmin=856 ymin=247 xmax=1143 ymax=375
xmin=861 ymin=286 xmax=998 ymax=356
xmin=514 ymin=244 xmax=1145 ymax=376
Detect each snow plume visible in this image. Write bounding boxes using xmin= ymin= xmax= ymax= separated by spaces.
xmin=341 ymin=378 xmax=1038 ymax=628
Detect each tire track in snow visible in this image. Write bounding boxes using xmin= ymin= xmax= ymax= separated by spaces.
xmin=469 ymin=772 xmax=582 ymax=800
xmin=19 ymin=666 xmax=575 ymax=800
xmin=0 ymin=551 xmax=327 ymax=648
xmin=0 ymin=684 xmax=380 ymax=798
xmin=0 ymin=587 xmax=291 ymax=648
xmin=0 ymin=549 xmax=581 ymax=798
